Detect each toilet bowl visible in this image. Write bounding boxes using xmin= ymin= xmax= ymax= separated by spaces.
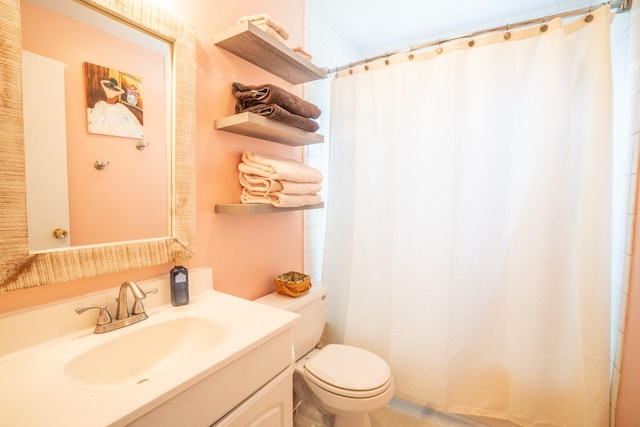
xmin=298 ymin=346 xmax=394 ymax=427
xmin=256 ymin=283 xmax=394 ymax=427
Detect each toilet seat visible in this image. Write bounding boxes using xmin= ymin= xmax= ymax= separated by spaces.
xmin=304 ymin=344 xmax=392 ymax=398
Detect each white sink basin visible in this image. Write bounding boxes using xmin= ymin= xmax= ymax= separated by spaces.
xmin=64 ymin=316 xmax=225 ymax=391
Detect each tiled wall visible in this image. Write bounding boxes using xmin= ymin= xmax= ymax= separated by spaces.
xmin=302 ymin=3 xmax=361 ymax=284
xmin=610 ymin=2 xmax=640 ymax=424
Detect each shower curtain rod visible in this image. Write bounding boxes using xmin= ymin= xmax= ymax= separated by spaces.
xmin=324 ymin=0 xmax=633 ymax=74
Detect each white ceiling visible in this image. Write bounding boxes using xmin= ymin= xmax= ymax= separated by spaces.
xmin=308 ymin=0 xmax=606 ymax=57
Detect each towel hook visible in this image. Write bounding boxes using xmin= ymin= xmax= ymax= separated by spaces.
xmin=136 ymin=140 xmax=150 ymax=151
xmin=94 ymin=160 xmax=110 ymax=170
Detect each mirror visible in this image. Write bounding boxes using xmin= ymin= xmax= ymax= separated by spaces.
xmin=0 ymin=0 xmax=196 ymax=292
xmin=22 ymin=0 xmax=172 ymax=251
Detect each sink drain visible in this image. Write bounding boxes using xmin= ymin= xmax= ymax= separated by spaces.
xmin=136 ymin=378 xmax=150 ymax=385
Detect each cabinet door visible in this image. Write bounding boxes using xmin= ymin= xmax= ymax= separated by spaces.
xmin=22 ymin=50 xmax=71 ymax=251
xmin=213 ymin=366 xmax=293 ymax=427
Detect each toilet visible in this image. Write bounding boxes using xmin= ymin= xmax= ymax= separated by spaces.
xmin=256 ymin=282 xmax=394 ymax=427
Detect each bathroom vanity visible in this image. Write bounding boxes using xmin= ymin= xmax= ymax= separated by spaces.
xmin=0 ymin=267 xmax=298 ymax=426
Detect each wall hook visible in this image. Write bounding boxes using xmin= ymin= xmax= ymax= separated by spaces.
xmin=94 ymin=160 xmax=110 ymax=170
xmin=136 ymin=140 xmax=150 ymax=151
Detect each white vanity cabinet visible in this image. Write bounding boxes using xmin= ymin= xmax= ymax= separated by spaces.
xmin=127 ymin=329 xmax=294 ymax=427
xmin=212 ymin=365 xmax=293 ymax=427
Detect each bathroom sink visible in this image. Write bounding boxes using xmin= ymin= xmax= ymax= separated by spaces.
xmin=64 ymin=316 xmax=225 ymax=391
xmin=0 ymin=268 xmax=299 ymax=426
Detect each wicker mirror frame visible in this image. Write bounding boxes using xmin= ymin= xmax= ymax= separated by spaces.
xmin=0 ymin=0 xmax=196 ymax=291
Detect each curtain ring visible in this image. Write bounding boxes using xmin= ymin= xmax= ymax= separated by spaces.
xmin=436 ymin=39 xmax=443 ymax=55
xmin=503 ymin=23 xmax=512 ymax=40
xmin=383 ymin=52 xmax=391 ymax=66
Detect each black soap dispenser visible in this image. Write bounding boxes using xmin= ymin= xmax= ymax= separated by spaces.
xmin=170 ymin=250 xmax=189 ymax=306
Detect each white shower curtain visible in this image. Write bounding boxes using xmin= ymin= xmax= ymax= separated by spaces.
xmin=324 ymin=7 xmax=612 ymax=427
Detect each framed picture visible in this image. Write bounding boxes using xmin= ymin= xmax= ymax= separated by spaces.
xmin=84 ymin=62 xmax=144 ymax=138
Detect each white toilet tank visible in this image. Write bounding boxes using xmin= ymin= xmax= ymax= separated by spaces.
xmin=255 ymin=282 xmax=327 ymax=360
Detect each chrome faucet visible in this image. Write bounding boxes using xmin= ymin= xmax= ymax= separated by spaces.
xmin=75 ymin=282 xmax=157 ymax=334
xmin=116 ymin=280 xmax=147 ymax=320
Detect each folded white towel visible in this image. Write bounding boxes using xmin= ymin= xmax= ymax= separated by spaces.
xmin=237 ymin=14 xmax=290 ymax=40
xmin=240 ymin=173 xmax=322 ymax=195
xmin=241 ymin=188 xmax=321 ymax=207
xmin=239 ymin=151 xmax=323 ymax=184
xmin=240 ymin=173 xmax=283 ymax=194
xmin=280 ymin=180 xmax=322 ymax=195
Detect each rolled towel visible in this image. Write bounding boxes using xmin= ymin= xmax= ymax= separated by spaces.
xmin=241 ymin=188 xmax=321 ymax=208
xmin=240 ymin=173 xmax=322 ymax=195
xmin=292 ymin=46 xmax=313 ymax=61
xmin=232 ymin=82 xmax=321 ymax=119
xmin=239 ymin=103 xmax=319 ymax=133
xmin=237 ymin=14 xmax=290 ymax=40
xmin=252 ymin=24 xmax=287 ymax=44
xmin=239 ymin=151 xmax=323 ymax=183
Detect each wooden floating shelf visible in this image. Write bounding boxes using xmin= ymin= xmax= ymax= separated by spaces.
xmin=215 ymin=202 xmax=324 ymax=215
xmin=215 ymin=112 xmax=324 ymax=146
xmin=214 ymin=22 xmax=327 ymax=85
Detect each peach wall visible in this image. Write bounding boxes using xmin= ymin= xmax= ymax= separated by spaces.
xmin=0 ymin=0 xmax=306 ymax=313
xmin=20 ymin=0 xmax=169 ymax=246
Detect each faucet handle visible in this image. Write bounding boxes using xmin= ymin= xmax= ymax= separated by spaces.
xmin=75 ymin=303 xmax=112 ymax=326
xmin=131 ymin=288 xmax=158 ymax=315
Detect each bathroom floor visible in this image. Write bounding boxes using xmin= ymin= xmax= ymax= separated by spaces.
xmin=370 ymin=399 xmax=493 ymax=427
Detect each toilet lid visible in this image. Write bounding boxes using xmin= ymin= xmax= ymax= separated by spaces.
xmin=304 ymin=344 xmax=391 ymax=392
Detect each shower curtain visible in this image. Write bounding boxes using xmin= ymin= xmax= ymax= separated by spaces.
xmin=323 ymin=6 xmax=612 ymax=427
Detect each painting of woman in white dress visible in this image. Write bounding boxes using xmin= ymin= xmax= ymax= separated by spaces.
xmin=85 ymin=62 xmax=144 ymax=139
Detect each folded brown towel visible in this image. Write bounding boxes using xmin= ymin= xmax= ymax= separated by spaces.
xmin=232 ymin=82 xmax=321 ymax=119
xmin=238 ymin=103 xmax=320 ymax=133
